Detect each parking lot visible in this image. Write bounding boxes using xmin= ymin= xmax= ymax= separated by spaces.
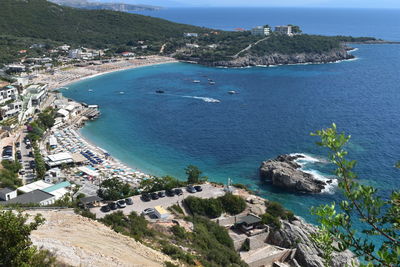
xmin=91 ymin=183 xmax=226 ymax=219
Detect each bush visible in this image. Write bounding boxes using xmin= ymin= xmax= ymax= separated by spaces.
xmin=261 ymin=213 xmax=282 ymax=229
xmin=161 ymin=244 xmax=195 ymax=265
xmin=184 ymin=196 xmax=223 ymax=218
xmin=218 ymin=193 xmax=246 ymax=215
xmin=168 ymin=204 xmax=184 ymax=215
xmin=170 ymin=225 xmax=187 ymax=240
xmin=240 ymin=238 xmax=250 ymax=252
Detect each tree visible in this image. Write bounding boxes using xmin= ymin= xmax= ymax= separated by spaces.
xmin=310 ymin=124 xmax=399 ymax=267
xmin=185 ymin=165 xmax=207 ymax=184
xmin=98 ymin=177 xmax=133 ymax=201
xmin=218 ymin=193 xmax=246 ymax=215
xmin=0 ymin=209 xmax=56 ymax=266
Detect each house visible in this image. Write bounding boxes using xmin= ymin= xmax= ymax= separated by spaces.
xmin=0 ymin=187 xmax=17 ymax=201
xmin=274 ymin=25 xmax=293 ymax=36
xmin=184 ymin=33 xmax=198 ymax=38
xmin=0 ymin=85 xmax=18 ymax=105
xmin=44 ymin=167 xmax=62 ymax=183
xmin=6 ymin=64 xmax=26 ymax=73
xmin=58 ymin=44 xmax=70 ymax=51
xmin=56 ymin=108 xmax=70 ymax=119
xmin=251 ymin=26 xmax=271 ymax=36
xmin=235 ymin=214 xmax=263 ymax=233
xmin=48 ymin=135 xmax=58 ymax=149
xmin=41 ymin=181 xmax=71 ymax=200
xmin=121 ymin=52 xmax=135 ymax=57
xmin=6 ymin=189 xmax=56 ymax=206
xmin=154 ymin=205 xmax=170 ymax=219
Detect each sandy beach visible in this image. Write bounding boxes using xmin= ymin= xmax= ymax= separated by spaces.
xmin=33 ymin=55 xmax=178 ymax=90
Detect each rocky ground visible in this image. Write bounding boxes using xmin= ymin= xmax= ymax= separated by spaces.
xmin=259 ymin=154 xmax=330 ymax=193
xmin=27 ymin=210 xmax=174 ymax=267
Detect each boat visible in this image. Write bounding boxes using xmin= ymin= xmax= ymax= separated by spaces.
xmin=228 ymin=90 xmax=237 ymax=94
xmin=88 ymin=89 xmax=93 ymax=92
xmin=209 ymin=81 xmax=216 ymax=85
xmin=155 ymin=90 xmax=165 ymax=94
xmin=119 ymin=91 xmax=125 ymax=94
xmin=193 ymin=80 xmax=200 ymax=83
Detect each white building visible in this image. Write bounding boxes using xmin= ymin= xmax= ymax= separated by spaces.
xmin=154 ymin=205 xmax=170 ymax=219
xmin=0 ymin=188 xmax=17 ymax=201
xmin=46 ymin=152 xmax=74 ymax=167
xmin=184 ymin=33 xmax=198 ymax=38
xmin=186 ymin=43 xmax=200 ymax=49
xmin=275 ymin=25 xmax=293 ymax=36
xmin=0 ymin=85 xmax=18 ymax=105
xmin=58 ymin=44 xmax=71 ymax=51
xmin=251 ymin=26 xmax=271 ymax=36
xmin=69 ymin=49 xmax=83 ymax=59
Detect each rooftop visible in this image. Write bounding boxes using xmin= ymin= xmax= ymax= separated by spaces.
xmin=17 ymin=180 xmax=53 ymax=193
xmin=6 ymin=190 xmax=54 ymax=204
xmin=42 ymin=181 xmax=71 ymax=193
xmin=80 ymin=195 xmax=103 ymax=204
xmin=236 ymin=214 xmax=262 ymax=225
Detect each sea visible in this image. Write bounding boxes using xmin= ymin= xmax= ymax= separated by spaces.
xmin=62 ymin=8 xmax=400 ymax=224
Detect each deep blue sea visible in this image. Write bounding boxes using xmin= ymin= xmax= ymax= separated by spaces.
xmin=63 ymin=8 xmax=400 ymax=223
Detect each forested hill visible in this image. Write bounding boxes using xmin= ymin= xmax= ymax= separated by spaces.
xmin=0 ymin=0 xmax=205 ymax=47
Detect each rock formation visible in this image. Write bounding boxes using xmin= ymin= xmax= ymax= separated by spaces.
xmin=267 ymin=217 xmax=358 ymax=267
xmin=199 ymin=48 xmax=354 ymax=68
xmin=259 ymin=154 xmax=327 ymax=193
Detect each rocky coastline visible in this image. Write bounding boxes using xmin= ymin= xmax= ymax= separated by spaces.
xmin=196 ymin=47 xmax=354 ymax=68
xmin=259 ymin=154 xmax=331 ymax=193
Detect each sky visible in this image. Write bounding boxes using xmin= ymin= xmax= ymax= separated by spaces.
xmin=102 ymin=0 xmax=400 ymax=9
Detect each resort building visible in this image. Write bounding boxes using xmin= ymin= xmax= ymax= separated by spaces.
xmin=184 ymin=32 xmax=199 ymax=38
xmin=0 ymin=85 xmax=18 ymax=105
xmin=274 ymin=25 xmax=293 ymax=36
xmin=46 ymin=152 xmax=74 ymax=167
xmin=251 ymin=26 xmax=271 ymax=36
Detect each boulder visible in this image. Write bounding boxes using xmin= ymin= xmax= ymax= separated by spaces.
xmin=260 ymin=154 xmax=326 ymax=193
xmin=267 ymin=217 xmax=358 ymax=267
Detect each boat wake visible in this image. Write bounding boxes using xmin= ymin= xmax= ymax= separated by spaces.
xmin=290 ymin=153 xmax=337 ymax=194
xmin=182 ymin=95 xmax=221 ymax=103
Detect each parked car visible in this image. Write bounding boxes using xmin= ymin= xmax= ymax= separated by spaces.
xmin=125 ymin=198 xmax=133 ymax=205
xmin=101 ymin=205 xmax=111 ymax=212
xmin=26 ymin=144 xmax=31 ymax=149
xmin=29 ymin=161 xmax=36 ymax=169
xmin=15 ymin=142 xmax=20 ymax=148
xmin=157 ymin=191 xmax=166 ymax=198
xmin=19 ymin=170 xmax=25 ymax=175
xmin=150 ymin=192 xmax=159 ymax=200
xmin=28 ymin=151 xmax=33 ymax=157
xmin=141 ymin=193 xmax=151 ymax=202
xmin=117 ymin=199 xmax=126 ymax=208
xmin=16 ymin=151 xmax=22 ymax=159
xmin=186 ymin=185 xmax=197 ymax=193
xmin=166 ymin=189 xmax=175 ymax=197
xmin=141 ymin=208 xmax=155 ymax=216
xmin=109 ymin=202 xmax=118 ymax=210
xmin=194 ymin=185 xmax=203 ymax=192
xmin=174 ymin=188 xmax=183 ymax=196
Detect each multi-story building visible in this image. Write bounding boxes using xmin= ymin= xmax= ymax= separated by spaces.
xmin=274 ymin=25 xmax=293 ymax=36
xmin=0 ymin=85 xmax=18 ymax=105
xmin=251 ymin=26 xmax=271 ymax=36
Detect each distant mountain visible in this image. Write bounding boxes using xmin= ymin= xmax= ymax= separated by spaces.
xmin=49 ymin=0 xmax=161 ymax=11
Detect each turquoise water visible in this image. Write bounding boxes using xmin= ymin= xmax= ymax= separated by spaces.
xmin=63 ymin=44 xmax=400 ymax=223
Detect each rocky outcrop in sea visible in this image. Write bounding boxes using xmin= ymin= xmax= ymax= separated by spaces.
xmin=199 ymin=48 xmax=353 ymax=68
xmin=259 ymin=154 xmax=329 ymax=193
xmin=267 ymin=216 xmax=358 ymax=267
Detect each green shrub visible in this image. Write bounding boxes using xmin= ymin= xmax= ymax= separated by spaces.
xmin=161 ymin=244 xmax=195 ymax=265
xmin=184 ymin=196 xmax=223 ymax=218
xmin=261 ymin=213 xmax=282 ymax=229
xmin=240 ymin=238 xmax=250 ymax=252
xmin=170 ymin=225 xmax=187 ymax=240
xmin=218 ymin=193 xmax=246 ymax=215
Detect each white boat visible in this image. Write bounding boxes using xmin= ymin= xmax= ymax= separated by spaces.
xmin=88 ymin=89 xmax=93 ymax=92
xmin=193 ymin=80 xmax=200 ymax=83
xmin=119 ymin=91 xmax=125 ymax=94
xmin=228 ymin=90 xmax=237 ymax=94
xmin=209 ymin=81 xmax=216 ymax=85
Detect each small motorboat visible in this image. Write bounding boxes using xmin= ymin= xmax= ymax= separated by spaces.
xmin=228 ymin=90 xmax=237 ymax=94
xmin=119 ymin=91 xmax=125 ymax=94
xmin=155 ymin=90 xmax=165 ymax=94
xmin=88 ymin=89 xmax=93 ymax=92
xmin=209 ymin=81 xmax=216 ymax=85
xmin=193 ymin=80 xmax=200 ymax=83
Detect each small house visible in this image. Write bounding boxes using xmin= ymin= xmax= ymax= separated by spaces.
xmin=154 ymin=205 xmax=170 ymax=219
xmin=0 ymin=187 xmax=17 ymax=201
xmin=235 ymin=214 xmax=262 ymax=232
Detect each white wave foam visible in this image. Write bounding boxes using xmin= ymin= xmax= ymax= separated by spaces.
xmin=183 ymin=95 xmax=221 ymax=103
xmin=303 ymin=169 xmax=338 ymax=194
xmin=348 ymin=48 xmax=359 ymax=53
xmin=290 ymin=153 xmax=337 ymax=194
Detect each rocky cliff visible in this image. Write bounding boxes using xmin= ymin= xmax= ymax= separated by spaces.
xmin=267 ymin=217 xmax=358 ymax=267
xmin=200 ymin=48 xmax=353 ymax=68
xmin=260 ymin=154 xmax=329 ymax=193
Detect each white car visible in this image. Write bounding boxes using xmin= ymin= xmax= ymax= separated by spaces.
xmin=117 ymin=200 xmax=126 ymax=208
xmin=141 ymin=208 xmax=155 ymax=216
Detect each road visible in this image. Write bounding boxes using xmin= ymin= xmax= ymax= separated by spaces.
xmin=233 ymin=37 xmax=269 ymax=58
xmin=91 ymin=183 xmax=226 ymax=219
xmin=18 ymin=130 xmax=36 ymax=184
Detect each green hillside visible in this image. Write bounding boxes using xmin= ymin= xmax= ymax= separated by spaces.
xmin=0 ymin=0 xmax=205 ymax=47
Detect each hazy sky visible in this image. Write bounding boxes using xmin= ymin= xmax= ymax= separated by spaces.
xmin=111 ymin=0 xmax=400 ymax=8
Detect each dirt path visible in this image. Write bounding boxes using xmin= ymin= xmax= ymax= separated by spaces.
xmin=28 ymin=210 xmax=172 ymax=267
xmin=233 ymin=37 xmax=268 ymax=58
